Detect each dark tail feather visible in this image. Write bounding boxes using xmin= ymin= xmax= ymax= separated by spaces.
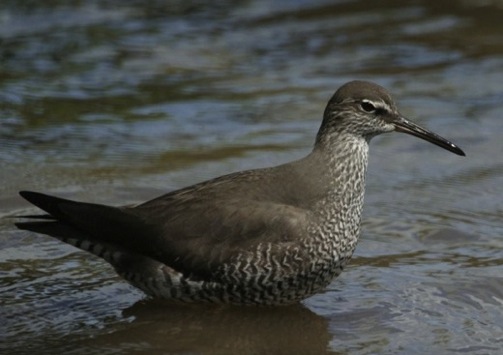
xmin=19 ymin=191 xmax=76 ymax=220
xmin=14 ymin=214 xmax=56 ymax=220
xmin=15 ymin=220 xmax=133 ymax=267
xmin=15 ymin=218 xmax=164 ymax=281
xmin=15 ymin=220 xmax=80 ymax=239
xmin=17 ymin=190 xmax=159 ymax=259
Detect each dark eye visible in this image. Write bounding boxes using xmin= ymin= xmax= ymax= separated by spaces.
xmin=360 ymin=101 xmax=376 ymax=112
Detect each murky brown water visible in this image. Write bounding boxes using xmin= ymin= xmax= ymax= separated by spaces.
xmin=1 ymin=0 xmax=502 ymax=354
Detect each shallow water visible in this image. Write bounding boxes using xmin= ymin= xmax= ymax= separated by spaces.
xmin=1 ymin=0 xmax=502 ymax=354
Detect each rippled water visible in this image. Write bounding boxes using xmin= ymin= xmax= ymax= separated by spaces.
xmin=1 ymin=1 xmax=502 ymax=354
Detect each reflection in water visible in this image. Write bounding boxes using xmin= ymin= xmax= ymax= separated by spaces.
xmin=77 ymin=301 xmax=330 ymax=354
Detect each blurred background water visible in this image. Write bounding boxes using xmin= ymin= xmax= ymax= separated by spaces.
xmin=0 ymin=0 xmax=502 ymax=354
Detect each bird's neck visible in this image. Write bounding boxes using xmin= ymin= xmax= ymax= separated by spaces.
xmin=309 ymin=134 xmax=370 ymax=238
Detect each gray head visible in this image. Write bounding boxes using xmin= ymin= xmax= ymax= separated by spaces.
xmin=316 ymin=80 xmax=465 ymax=156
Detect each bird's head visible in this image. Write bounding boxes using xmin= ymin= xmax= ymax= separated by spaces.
xmin=317 ymin=80 xmax=465 ymax=156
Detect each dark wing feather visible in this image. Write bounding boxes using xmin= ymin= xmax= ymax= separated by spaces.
xmin=131 ymin=195 xmax=311 ymax=279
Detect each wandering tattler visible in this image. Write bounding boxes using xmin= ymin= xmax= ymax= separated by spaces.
xmin=16 ymin=81 xmax=465 ymax=305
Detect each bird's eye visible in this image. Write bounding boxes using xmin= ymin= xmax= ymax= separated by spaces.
xmin=360 ymin=101 xmax=376 ymax=112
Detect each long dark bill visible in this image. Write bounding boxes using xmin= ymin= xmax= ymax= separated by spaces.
xmin=393 ymin=117 xmax=465 ymax=156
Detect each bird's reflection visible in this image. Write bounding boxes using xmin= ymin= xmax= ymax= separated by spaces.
xmin=78 ymin=299 xmax=330 ymax=353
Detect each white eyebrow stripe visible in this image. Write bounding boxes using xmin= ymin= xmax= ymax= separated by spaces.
xmin=362 ymin=99 xmax=390 ymax=111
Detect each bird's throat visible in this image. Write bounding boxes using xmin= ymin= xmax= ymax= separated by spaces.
xmin=313 ymin=136 xmax=369 ymax=241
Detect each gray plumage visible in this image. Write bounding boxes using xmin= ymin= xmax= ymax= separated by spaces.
xmin=16 ymin=81 xmax=465 ymax=305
